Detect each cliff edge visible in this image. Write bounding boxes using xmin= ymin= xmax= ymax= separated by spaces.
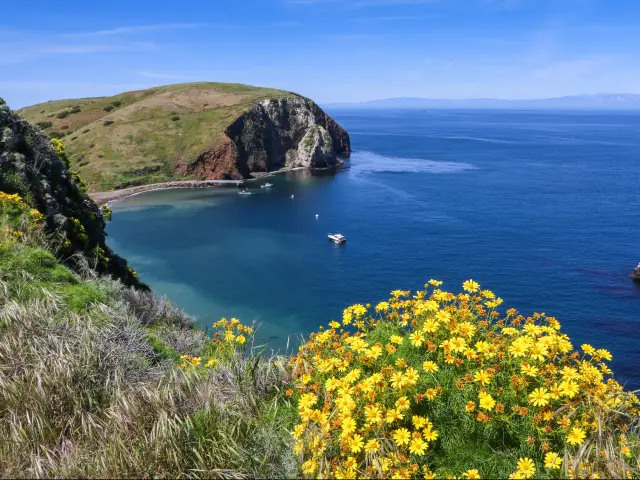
xmin=0 ymin=97 xmax=142 ymax=287
xmin=186 ymin=97 xmax=350 ymax=180
xmin=17 ymin=83 xmax=350 ymax=191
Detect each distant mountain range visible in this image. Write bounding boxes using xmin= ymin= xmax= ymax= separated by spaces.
xmin=324 ymin=94 xmax=640 ymax=110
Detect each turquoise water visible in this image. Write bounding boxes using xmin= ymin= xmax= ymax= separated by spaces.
xmin=107 ymin=109 xmax=640 ymax=389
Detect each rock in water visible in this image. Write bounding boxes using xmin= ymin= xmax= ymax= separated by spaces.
xmin=189 ymin=97 xmax=350 ymax=179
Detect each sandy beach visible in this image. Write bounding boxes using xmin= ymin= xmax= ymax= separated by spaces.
xmin=88 ymin=180 xmax=244 ymax=205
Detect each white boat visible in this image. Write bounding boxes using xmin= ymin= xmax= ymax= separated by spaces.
xmin=238 ymin=189 xmax=252 ymax=195
xmin=328 ymin=233 xmax=346 ymax=244
xmin=260 ymin=183 xmax=273 ymax=188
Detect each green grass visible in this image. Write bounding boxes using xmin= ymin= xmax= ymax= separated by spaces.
xmin=17 ymin=82 xmax=299 ymax=191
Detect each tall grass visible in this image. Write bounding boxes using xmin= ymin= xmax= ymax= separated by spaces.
xmin=0 ymin=234 xmax=297 ymax=478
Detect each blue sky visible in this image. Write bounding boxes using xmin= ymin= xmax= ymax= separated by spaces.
xmin=2 ymin=0 xmax=639 ymax=108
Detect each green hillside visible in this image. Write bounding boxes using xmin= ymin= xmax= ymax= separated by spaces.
xmin=18 ymin=82 xmax=298 ymax=191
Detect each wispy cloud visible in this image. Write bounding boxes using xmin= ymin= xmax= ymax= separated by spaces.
xmin=0 ymin=40 xmax=156 ymax=65
xmin=62 ymin=23 xmax=211 ymax=38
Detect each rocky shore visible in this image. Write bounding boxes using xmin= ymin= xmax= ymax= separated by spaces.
xmin=89 ymin=180 xmax=241 ymax=205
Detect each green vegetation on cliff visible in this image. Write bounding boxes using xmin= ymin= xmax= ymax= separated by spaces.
xmin=18 ymin=83 xmax=299 ymax=191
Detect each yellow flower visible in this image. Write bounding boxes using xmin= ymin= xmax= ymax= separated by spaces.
xmin=581 ymin=343 xmax=596 ymax=355
xmin=473 ymin=370 xmax=491 ymax=386
xmin=520 ymin=364 xmax=539 ymax=377
xmin=528 ymin=388 xmax=551 ymax=408
xmin=390 ymin=371 xmax=406 ymax=390
xmin=375 ymin=301 xmax=390 ymax=312
xmin=559 ymin=381 xmax=579 ymax=399
xmin=365 ymin=405 xmax=383 ymax=425
xmin=478 ymin=392 xmax=496 ymax=411
xmin=423 ymin=360 xmax=439 ymax=373
xmin=463 ymin=469 xmax=481 ymax=479
xmin=423 ymin=428 xmax=439 ymax=442
xmin=365 ymin=438 xmax=380 ymax=453
xmin=566 ymin=426 xmax=586 ymax=446
xmin=404 ymin=367 xmax=420 ymax=386
xmin=302 ymin=459 xmax=317 ymax=475
xmin=395 ymin=396 xmax=411 ymax=411
xmin=386 ymin=408 xmax=404 ymax=424
xmin=412 ymin=415 xmax=427 ymax=429
xmin=349 ymin=434 xmax=364 ymax=453
xmin=596 ymin=348 xmax=612 ymax=361
xmin=463 ymin=279 xmax=480 ymax=292
xmin=390 ymin=335 xmax=404 ymax=345
xmin=329 ymin=320 xmax=341 ymax=329
xmin=516 ymin=457 xmax=536 ymax=478
xmin=544 ymin=452 xmax=562 ymax=470
xmin=235 ymin=334 xmax=246 ymax=344
xmin=410 ymin=331 xmax=424 ymax=347
xmin=409 ymin=437 xmax=428 ymax=455
xmin=393 ymin=428 xmax=411 ymax=446
xmin=298 ymin=393 xmax=317 ymax=410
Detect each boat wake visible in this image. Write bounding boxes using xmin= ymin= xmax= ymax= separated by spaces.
xmin=346 ymin=151 xmax=475 ymax=175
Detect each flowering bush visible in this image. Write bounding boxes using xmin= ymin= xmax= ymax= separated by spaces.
xmin=0 ymin=191 xmax=44 ymax=240
xmin=179 ymin=317 xmax=255 ymax=370
xmin=289 ymin=280 xmax=640 ymax=479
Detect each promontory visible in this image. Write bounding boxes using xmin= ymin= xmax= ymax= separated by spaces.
xmin=17 ymin=82 xmax=351 ymax=193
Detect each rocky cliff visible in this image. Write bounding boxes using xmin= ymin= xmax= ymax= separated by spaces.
xmin=186 ymin=97 xmax=351 ymax=180
xmin=18 ymin=83 xmax=350 ymax=192
xmin=0 ymin=97 xmax=142 ymax=287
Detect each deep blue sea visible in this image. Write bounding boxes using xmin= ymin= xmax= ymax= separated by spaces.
xmin=107 ymin=109 xmax=640 ymax=389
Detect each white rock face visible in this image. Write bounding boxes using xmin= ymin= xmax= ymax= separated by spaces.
xmin=223 ymin=96 xmax=350 ymax=176
xmin=285 ymin=125 xmax=335 ymax=169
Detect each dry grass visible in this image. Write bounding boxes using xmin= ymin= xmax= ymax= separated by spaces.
xmin=0 ymin=272 xmax=297 ymax=478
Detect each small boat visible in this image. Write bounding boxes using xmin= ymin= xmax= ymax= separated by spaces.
xmin=238 ymin=189 xmax=252 ymax=195
xmin=328 ymin=233 xmax=346 ymax=244
xmin=261 ymin=183 xmax=273 ymax=188
xmin=630 ymin=262 xmax=640 ymax=281
xmin=291 ymin=194 xmax=295 ymax=199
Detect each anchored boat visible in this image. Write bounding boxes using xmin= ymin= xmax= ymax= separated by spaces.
xmin=328 ymin=233 xmax=346 ymax=244
xmin=238 ymin=189 xmax=252 ymax=195
xmin=260 ymin=183 xmax=273 ymax=188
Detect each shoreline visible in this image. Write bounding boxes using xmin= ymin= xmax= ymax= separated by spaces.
xmin=88 ymin=166 xmax=334 ymax=206
xmin=89 ymin=180 xmax=245 ymax=205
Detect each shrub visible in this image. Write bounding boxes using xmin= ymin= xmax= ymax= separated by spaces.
xmin=171 ymin=115 xmax=180 ymax=121
xmin=290 ymin=281 xmax=640 ymax=479
xmin=49 ymin=131 xmax=66 ymax=139
xmin=36 ymin=121 xmax=53 ymax=129
xmin=56 ymin=110 xmax=69 ymax=119
xmin=103 ymin=120 xmax=114 ymax=126
xmin=69 ymin=106 xmax=81 ymax=114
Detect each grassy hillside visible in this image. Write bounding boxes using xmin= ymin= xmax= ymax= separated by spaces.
xmin=18 ymin=83 xmax=298 ymax=191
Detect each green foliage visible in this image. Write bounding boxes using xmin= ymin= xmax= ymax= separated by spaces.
xmin=100 ymin=204 xmax=112 ymax=221
xmin=36 ymin=121 xmax=53 ymax=129
xmin=56 ymin=110 xmax=69 ymax=119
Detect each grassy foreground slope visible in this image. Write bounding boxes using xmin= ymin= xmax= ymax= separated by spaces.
xmin=18 ymin=83 xmax=298 ymax=191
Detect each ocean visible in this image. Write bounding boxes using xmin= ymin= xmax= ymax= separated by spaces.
xmin=107 ymin=109 xmax=640 ymax=389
